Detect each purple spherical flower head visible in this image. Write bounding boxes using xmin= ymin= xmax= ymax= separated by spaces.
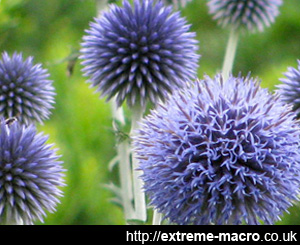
xmin=80 ymin=0 xmax=199 ymax=108
xmin=0 ymin=52 xmax=55 ymax=125
xmin=207 ymin=0 xmax=283 ymax=32
xmin=277 ymin=60 xmax=300 ymax=118
xmin=0 ymin=120 xmax=65 ymax=225
xmin=134 ymin=74 xmax=300 ymax=225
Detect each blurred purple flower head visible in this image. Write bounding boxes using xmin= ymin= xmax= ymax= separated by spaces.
xmin=80 ymin=0 xmax=199 ymax=108
xmin=0 ymin=52 xmax=55 ymax=125
xmin=0 ymin=120 xmax=65 ymax=225
xmin=207 ymin=0 xmax=283 ymax=32
xmin=134 ymin=74 xmax=300 ymax=225
xmin=277 ymin=60 xmax=300 ymax=118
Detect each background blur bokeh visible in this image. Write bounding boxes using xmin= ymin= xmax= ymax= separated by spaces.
xmin=0 ymin=0 xmax=300 ymax=225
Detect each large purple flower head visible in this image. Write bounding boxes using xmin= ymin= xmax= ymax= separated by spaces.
xmin=134 ymin=74 xmax=300 ymax=225
xmin=0 ymin=120 xmax=65 ymax=225
xmin=0 ymin=52 xmax=55 ymax=125
xmin=80 ymin=0 xmax=199 ymax=108
xmin=207 ymin=0 xmax=283 ymax=32
xmin=277 ymin=60 xmax=300 ymax=118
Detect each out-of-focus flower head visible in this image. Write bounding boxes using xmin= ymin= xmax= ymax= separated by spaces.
xmin=0 ymin=52 xmax=55 ymax=125
xmin=0 ymin=120 xmax=65 ymax=225
xmin=277 ymin=60 xmax=300 ymax=118
xmin=207 ymin=0 xmax=283 ymax=32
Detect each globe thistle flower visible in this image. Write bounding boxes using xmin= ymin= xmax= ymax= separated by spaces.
xmin=134 ymin=74 xmax=300 ymax=225
xmin=207 ymin=0 xmax=283 ymax=32
xmin=0 ymin=52 xmax=55 ymax=125
xmin=80 ymin=0 xmax=199 ymax=108
xmin=0 ymin=120 xmax=65 ymax=225
xmin=277 ymin=60 xmax=300 ymax=118
xmin=162 ymin=0 xmax=192 ymax=9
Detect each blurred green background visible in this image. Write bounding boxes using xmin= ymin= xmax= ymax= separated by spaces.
xmin=1 ymin=0 xmax=300 ymax=225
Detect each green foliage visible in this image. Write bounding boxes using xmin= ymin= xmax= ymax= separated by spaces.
xmin=0 ymin=0 xmax=300 ymax=225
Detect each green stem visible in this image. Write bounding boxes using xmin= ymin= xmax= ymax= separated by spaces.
xmin=97 ymin=0 xmax=108 ymax=15
xmin=130 ymin=104 xmax=147 ymax=222
xmin=152 ymin=210 xmax=162 ymax=225
xmin=222 ymin=28 xmax=239 ymax=81
xmin=111 ymin=100 xmax=136 ymax=222
xmin=1 ymin=217 xmax=23 ymax=225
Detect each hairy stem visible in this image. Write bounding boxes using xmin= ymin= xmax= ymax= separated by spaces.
xmin=111 ymin=100 xmax=136 ymax=222
xmin=222 ymin=28 xmax=239 ymax=81
xmin=152 ymin=210 xmax=162 ymax=225
xmin=0 ymin=217 xmax=23 ymax=225
xmin=130 ymin=104 xmax=147 ymax=222
xmin=97 ymin=0 xmax=108 ymax=15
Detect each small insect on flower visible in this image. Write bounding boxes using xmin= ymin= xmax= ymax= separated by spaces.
xmin=0 ymin=120 xmax=65 ymax=225
xmin=0 ymin=52 xmax=55 ymax=125
xmin=134 ymin=74 xmax=300 ymax=225
xmin=207 ymin=0 xmax=283 ymax=32
xmin=80 ymin=0 xmax=199 ymax=108
xmin=277 ymin=60 xmax=300 ymax=119
xmin=5 ymin=117 xmax=17 ymax=126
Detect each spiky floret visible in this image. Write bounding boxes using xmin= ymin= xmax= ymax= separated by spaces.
xmin=80 ymin=0 xmax=199 ymax=107
xmin=0 ymin=120 xmax=65 ymax=225
xmin=0 ymin=52 xmax=55 ymax=125
xmin=134 ymin=74 xmax=300 ymax=225
xmin=207 ymin=0 xmax=283 ymax=32
xmin=277 ymin=60 xmax=300 ymax=118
